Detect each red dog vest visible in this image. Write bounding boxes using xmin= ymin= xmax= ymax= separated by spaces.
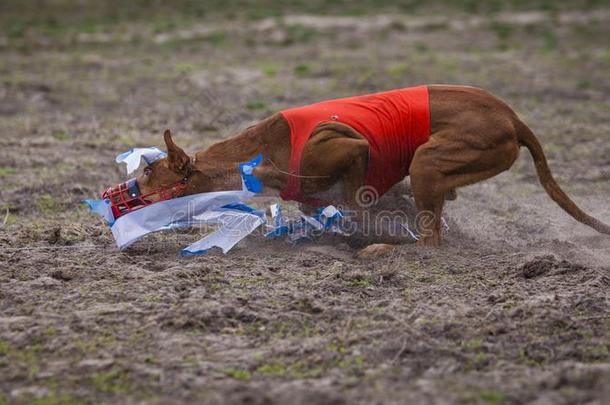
xmin=280 ymin=85 xmax=431 ymax=205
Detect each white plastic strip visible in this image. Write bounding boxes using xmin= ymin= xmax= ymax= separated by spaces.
xmin=181 ymin=209 xmax=265 ymax=255
xmin=110 ymin=189 xmax=255 ymax=250
xmin=115 ymin=147 xmax=167 ymax=175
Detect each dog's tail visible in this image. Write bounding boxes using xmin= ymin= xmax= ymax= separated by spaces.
xmin=516 ymin=121 xmax=610 ymax=235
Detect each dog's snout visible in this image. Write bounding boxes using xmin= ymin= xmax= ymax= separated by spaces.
xmin=102 ymin=178 xmax=140 ymax=201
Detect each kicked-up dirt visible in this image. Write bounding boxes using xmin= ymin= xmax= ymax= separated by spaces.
xmin=0 ymin=1 xmax=609 ymax=404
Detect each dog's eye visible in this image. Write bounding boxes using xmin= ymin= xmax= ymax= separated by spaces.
xmin=144 ymin=167 xmax=152 ymax=176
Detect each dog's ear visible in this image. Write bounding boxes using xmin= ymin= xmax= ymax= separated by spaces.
xmin=163 ymin=129 xmax=191 ymax=174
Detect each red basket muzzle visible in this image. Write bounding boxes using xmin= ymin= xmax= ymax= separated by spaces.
xmin=101 ymin=177 xmax=188 ymax=220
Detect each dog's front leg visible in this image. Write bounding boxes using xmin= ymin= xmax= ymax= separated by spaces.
xmin=298 ymin=122 xmax=398 ymax=258
xmin=338 ymin=147 xmax=397 ymax=259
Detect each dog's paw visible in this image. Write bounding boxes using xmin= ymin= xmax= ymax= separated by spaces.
xmin=356 ymin=243 xmax=395 ymax=259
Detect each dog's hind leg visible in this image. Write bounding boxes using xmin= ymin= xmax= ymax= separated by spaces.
xmin=409 ymin=129 xmax=519 ymax=247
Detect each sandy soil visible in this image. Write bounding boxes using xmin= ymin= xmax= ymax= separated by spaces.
xmin=1 ymin=2 xmax=609 ymax=404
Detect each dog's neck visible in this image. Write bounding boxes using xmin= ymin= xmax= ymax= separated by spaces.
xmin=187 ymin=113 xmax=291 ymax=193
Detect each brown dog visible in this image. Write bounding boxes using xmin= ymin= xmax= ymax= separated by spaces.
xmin=115 ymin=85 xmax=609 ymax=256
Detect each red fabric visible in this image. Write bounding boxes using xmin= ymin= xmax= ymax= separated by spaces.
xmin=280 ymin=85 xmax=430 ymax=205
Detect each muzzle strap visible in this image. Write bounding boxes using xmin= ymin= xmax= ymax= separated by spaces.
xmin=126 ymin=178 xmax=141 ymax=198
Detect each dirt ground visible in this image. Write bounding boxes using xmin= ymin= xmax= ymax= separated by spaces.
xmin=1 ymin=1 xmax=609 ymax=404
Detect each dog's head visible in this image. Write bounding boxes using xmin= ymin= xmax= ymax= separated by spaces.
xmin=102 ymin=130 xmax=199 ymax=218
xmin=134 ymin=129 xmax=193 ymax=196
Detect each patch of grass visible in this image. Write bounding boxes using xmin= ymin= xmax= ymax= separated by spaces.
xmin=299 ymin=353 xmax=365 ymax=378
xmin=423 ymin=21 xmax=450 ymax=31
xmin=52 ymin=131 xmax=71 ymax=141
xmin=153 ymin=19 xmax=178 ymax=33
xmin=414 ymin=41 xmax=429 ymax=52
xmin=246 ymin=100 xmax=268 ymax=110
xmin=338 ymin=354 xmax=365 ymax=371
xmin=56 ymin=162 xmax=76 ymax=174
xmin=245 ymin=8 xmax=282 ymax=20
xmin=36 ymin=195 xmax=61 ymax=213
xmin=44 ymin=327 xmax=58 ymax=338
xmin=577 ymin=79 xmax=592 ymax=90
xmin=348 ymin=278 xmax=373 ymax=288
xmin=295 ymin=319 xmax=322 ymax=337
xmin=5 ymin=21 xmax=26 ymax=39
xmin=223 ymin=367 xmax=252 ymax=381
xmin=387 ymin=62 xmax=412 ymax=77
xmin=128 ymin=328 xmax=147 ymax=347
xmin=490 ymin=21 xmax=514 ymax=41
xmin=110 ymin=133 xmax=137 ymax=146
xmin=585 ymin=344 xmax=609 ymax=360
xmin=416 ymin=316 xmax=441 ymax=327
xmin=518 ymin=347 xmax=543 ymax=367
xmin=256 ymin=362 xmax=288 ymax=376
xmin=355 ymin=68 xmax=375 ymax=87
xmin=263 ymin=359 xmax=321 ymax=379
xmin=558 ymin=386 xmax=577 ymax=398
xmin=293 ymin=64 xmax=311 ymax=76
xmin=1 ymin=342 xmax=43 ymax=381
xmin=90 ymin=369 xmax=132 ymax=394
xmin=462 ymin=338 xmax=485 ymax=351
xmin=74 ymin=332 xmax=117 ymax=355
xmin=0 ymin=340 xmax=10 ymax=355
xmin=479 ymin=388 xmax=506 ymax=404
xmin=0 ymin=167 xmax=17 ymax=177
xmin=472 ymin=352 xmax=489 ymax=369
xmin=203 ymin=31 xmax=226 ymax=47
xmin=289 ymin=360 xmax=327 ymax=379
xmin=543 ymin=29 xmax=558 ymax=51
xmin=284 ymin=24 xmax=318 ymax=44
xmin=251 ymin=352 xmax=264 ymax=361
xmin=209 ymin=283 xmax=223 ymax=291
xmin=258 ymin=62 xmax=281 ymax=77
xmin=388 ymin=19 xmax=407 ymax=32
xmin=23 ymin=393 xmax=84 ymax=405
xmin=274 ymin=319 xmax=322 ymax=338
xmin=130 ymin=34 xmax=143 ymax=45
xmin=21 ymin=345 xmax=42 ymax=380
xmin=175 ymin=63 xmax=194 ymax=75
xmin=142 ymin=294 xmax=163 ymax=302
xmin=272 ymin=321 xmax=289 ymax=338
xmin=254 ymin=346 xmax=366 ymax=380
xmin=416 ymin=275 xmax=435 ymax=283
xmin=328 ymin=343 xmax=347 ymax=356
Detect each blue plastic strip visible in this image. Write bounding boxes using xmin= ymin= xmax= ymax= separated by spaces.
xmin=181 ymin=248 xmax=209 ymax=257
xmin=264 ymin=204 xmax=344 ymax=242
xmin=82 ymin=199 xmax=115 ymax=226
xmin=265 ymin=203 xmax=289 ymax=238
xmin=221 ymin=202 xmax=255 ymax=212
xmin=239 ymin=153 xmax=264 ymax=193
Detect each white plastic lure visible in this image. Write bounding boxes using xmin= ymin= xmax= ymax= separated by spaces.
xmin=115 ymin=147 xmax=167 ymax=175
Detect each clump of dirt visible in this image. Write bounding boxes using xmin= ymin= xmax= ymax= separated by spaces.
xmin=519 ymin=255 xmax=588 ymax=278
